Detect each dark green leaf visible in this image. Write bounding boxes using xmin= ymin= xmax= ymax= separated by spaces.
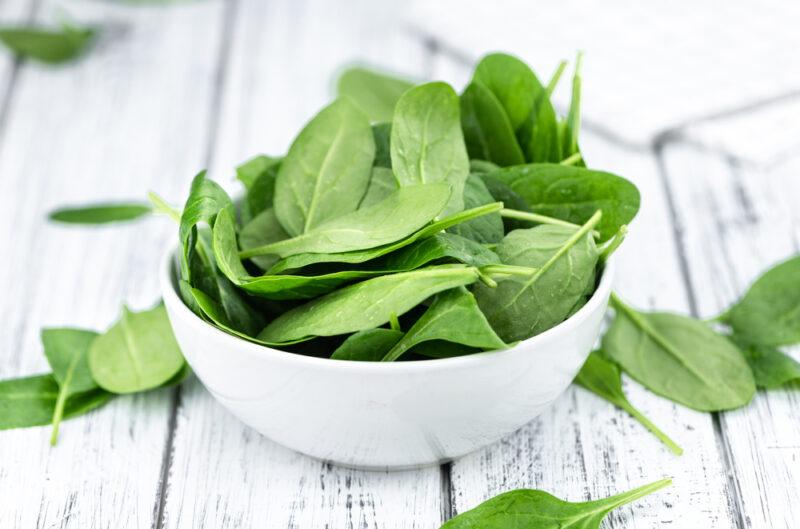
xmin=480 ymin=173 xmax=533 ymax=231
xmin=447 ymin=174 xmax=504 ymax=244
xmin=48 ymin=203 xmax=151 ymax=224
xmin=604 ymin=294 xmax=756 ymax=411
xmin=472 ymin=53 xmax=544 ymax=132
xmin=359 ymin=166 xmax=398 ymax=208
xmin=336 ymin=67 xmax=414 ymax=122
xmin=441 ymin=478 xmax=671 ymax=529
xmin=408 ymin=340 xmax=480 ymax=359
xmin=330 ymin=328 xmax=403 ymax=361
xmin=377 ymin=232 xmax=500 ymax=270
xmin=239 ymin=208 xmax=289 ymax=271
xmin=372 ymin=122 xmax=392 ymax=168
xmin=0 ymin=23 xmax=95 ymax=64
xmin=731 ymin=337 xmax=800 ymax=389
xmin=575 ymin=351 xmax=683 ymax=455
xmin=236 ymin=155 xmax=281 ymax=222
xmin=460 ymin=82 xmax=524 ymax=167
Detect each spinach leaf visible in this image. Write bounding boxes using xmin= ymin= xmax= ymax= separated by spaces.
xmin=472 ymin=53 xmax=544 ymax=132
xmin=336 ymin=67 xmax=414 ymax=122
xmin=241 ymin=184 xmax=450 ymax=258
xmin=41 ymin=328 xmax=105 ymax=445
xmin=48 ymin=203 xmax=151 ymax=224
xmin=0 ymin=374 xmax=111 ymax=431
xmin=575 ymin=351 xmax=683 ymax=455
xmin=274 ymin=97 xmax=375 ymax=236
xmin=447 ymin=174 xmax=504 ymax=244
xmin=408 ymin=340 xmax=480 ymax=359
xmin=239 ymin=208 xmax=289 ymax=271
xmin=330 ymin=328 xmax=404 ymax=361
xmin=372 ymin=123 xmax=392 ymax=168
xmin=474 ymin=214 xmax=600 ymax=342
xmin=460 ymin=82 xmax=524 ymax=167
xmin=488 ymin=163 xmax=640 ymax=241
xmin=469 ymin=159 xmax=500 ymax=174
xmin=88 ymin=305 xmax=186 ymax=394
xmin=235 ymin=154 xmax=281 ymax=222
xmin=258 ymin=265 xmax=482 ymax=343
xmin=517 ymin=89 xmax=561 ymax=164
xmin=267 ymin=202 xmax=502 ymax=273
xmin=377 ymin=232 xmax=500 ymax=270
xmin=603 ymin=294 xmax=756 ymax=411
xmin=717 ymin=255 xmax=800 ymax=347
xmin=731 ymin=337 xmax=800 ymax=389
xmin=440 ymin=478 xmax=671 ymax=529
xmin=480 ymin=174 xmax=533 ymax=231
xmin=0 ymin=22 xmax=95 ymax=64
xmin=391 ymin=82 xmax=470 ymax=216
xmin=382 ymin=287 xmax=506 ymax=361
xmin=359 ymin=167 xmax=398 ymax=208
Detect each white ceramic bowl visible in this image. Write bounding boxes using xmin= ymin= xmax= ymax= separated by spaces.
xmin=161 ymin=249 xmax=614 ymax=469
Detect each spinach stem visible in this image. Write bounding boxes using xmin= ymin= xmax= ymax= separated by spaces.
xmin=477 ymin=270 xmax=498 ymax=288
xmin=389 ymin=312 xmax=401 ymax=332
xmin=559 ymin=152 xmax=583 ymax=166
xmin=501 ymin=208 xmax=600 ymax=238
xmin=600 ymin=225 xmax=628 ymax=262
xmin=546 ymin=59 xmax=568 ymax=96
xmin=481 ymin=264 xmax=539 ymax=277
xmin=147 ymin=191 xmax=182 ymax=223
xmin=620 ymin=401 xmax=684 ymax=455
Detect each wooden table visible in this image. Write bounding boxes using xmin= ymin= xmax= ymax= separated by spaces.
xmin=1 ymin=1 xmax=798 ymax=527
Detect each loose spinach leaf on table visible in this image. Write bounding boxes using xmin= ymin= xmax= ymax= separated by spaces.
xmin=48 ymin=203 xmax=151 ymax=224
xmin=447 ymin=174 xmax=505 ymax=244
xmin=487 ymin=163 xmax=639 ymax=242
xmin=274 ymin=97 xmax=375 ymax=236
xmin=391 ymin=82 xmax=470 ymax=216
xmin=235 ymin=154 xmax=281 ymax=222
xmin=42 ymin=328 xmax=108 ymax=445
xmin=575 ymin=351 xmax=683 ymax=455
xmin=717 ymin=255 xmax=800 ymax=347
xmin=382 ymin=287 xmax=506 ymax=362
xmin=603 ymin=294 xmax=756 ymax=411
xmin=330 ymin=328 xmax=404 ymax=361
xmin=89 ymin=304 xmax=186 ymax=394
xmin=474 ymin=214 xmax=600 ymax=342
xmin=731 ymin=337 xmax=800 ymax=389
xmin=0 ymin=374 xmax=110 ymax=431
xmin=241 ymin=184 xmax=451 ymax=258
xmin=258 ymin=265 xmax=482 ymax=343
xmin=267 ymin=202 xmax=503 ymax=273
xmin=0 ymin=22 xmax=95 ymax=64
xmin=460 ymin=82 xmax=525 ymax=167
xmin=359 ymin=167 xmax=398 ymax=208
xmin=440 ymin=478 xmax=671 ymax=529
xmin=372 ymin=123 xmax=393 ymax=168
xmin=336 ymin=67 xmax=414 ymax=122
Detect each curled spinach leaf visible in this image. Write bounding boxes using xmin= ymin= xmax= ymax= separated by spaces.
xmin=336 ymin=67 xmax=413 ymax=122
xmin=460 ymin=82 xmax=524 ymax=167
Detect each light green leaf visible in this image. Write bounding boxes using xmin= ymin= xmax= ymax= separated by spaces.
xmin=0 ymin=23 xmax=95 ymax=64
xmin=330 ymin=329 xmax=404 ymax=361
xmin=336 ymin=67 xmax=414 ymax=122
xmin=48 ymin=203 xmax=151 ymax=224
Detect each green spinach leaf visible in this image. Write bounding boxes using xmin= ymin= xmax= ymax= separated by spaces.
xmin=488 ymin=163 xmax=639 ymax=241
xmin=0 ymin=22 xmax=95 ymax=64
xmin=330 ymin=328 xmax=404 ymax=361
xmin=447 ymin=174 xmax=504 ymax=244
xmin=391 ymin=82 xmax=469 ymax=216
xmin=472 ymin=53 xmax=544 ymax=132
xmin=382 ymin=287 xmax=506 ymax=361
xmin=359 ymin=166 xmax=398 ymax=208
xmin=235 ymin=154 xmax=281 ymax=222
xmin=460 ymin=82 xmax=525 ymax=167
xmin=48 ymin=203 xmax=151 ymax=224
xmin=731 ymin=337 xmax=800 ymax=389
xmin=239 ymin=208 xmax=289 ymax=271
xmin=575 ymin=351 xmax=683 ymax=455
xmin=717 ymin=256 xmax=800 ymax=347
xmin=336 ymin=67 xmax=414 ymax=122
xmin=604 ymin=294 xmax=756 ymax=411
xmin=440 ymin=478 xmax=671 ymax=529
xmin=372 ymin=123 xmax=392 ymax=168
xmin=88 ymin=304 xmax=186 ymax=394
xmin=274 ymin=97 xmax=375 ymax=236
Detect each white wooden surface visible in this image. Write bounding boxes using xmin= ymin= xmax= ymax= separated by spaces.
xmin=0 ymin=1 xmax=798 ymax=528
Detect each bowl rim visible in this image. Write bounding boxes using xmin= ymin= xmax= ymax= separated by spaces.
xmin=160 ymin=244 xmax=615 ymax=373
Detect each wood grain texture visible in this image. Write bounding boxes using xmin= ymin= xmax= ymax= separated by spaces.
xmin=661 ymin=142 xmax=800 ymax=529
xmin=159 ymin=1 xmax=445 ymax=528
xmin=0 ymin=0 xmax=226 ymax=527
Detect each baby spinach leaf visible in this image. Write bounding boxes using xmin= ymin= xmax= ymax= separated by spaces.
xmin=274 ymin=97 xmax=375 ymax=236
xmin=41 ymin=328 xmax=103 ymax=445
xmin=382 ymin=287 xmax=506 ymax=361
xmin=575 ymin=351 xmax=683 ymax=455
xmin=408 ymin=340 xmax=480 ymax=359
xmin=235 ymin=154 xmax=280 ymax=189
xmin=604 ymin=294 xmax=756 ymax=411
xmin=267 ymin=202 xmax=503 ymax=273
xmin=239 ymin=208 xmax=289 ymax=270
xmin=469 ymin=159 xmax=500 ymax=174
xmin=391 ymin=82 xmax=469 ymax=216
xmin=474 ymin=214 xmax=600 ymax=342
xmin=488 ymin=163 xmax=640 ymax=241
xmin=359 ymin=166 xmax=398 ymax=208
xmin=480 ymin=173 xmax=533 ymax=231
xmin=48 ymin=203 xmax=151 ymax=224
xmin=460 ymin=82 xmax=525 ymax=167
xmin=235 ymin=154 xmax=281 ymax=222
xmin=447 ymin=174 xmax=504 ymax=244
xmin=336 ymin=67 xmax=414 ymax=122
xmin=0 ymin=374 xmax=111 ymax=431
xmin=330 ymin=328 xmax=404 ymax=361
xmin=472 ymin=52 xmax=544 ymax=132
xmin=241 ymin=184 xmax=450 ymax=258
xmin=258 ymin=265 xmax=482 ymax=343
xmin=731 ymin=337 xmax=800 ymax=389
xmin=0 ymin=22 xmax=95 ymax=64
xmin=717 ymin=255 xmax=800 ymax=347
xmin=88 ymin=304 xmax=186 ymax=394
xmin=440 ymin=478 xmax=671 ymax=529
xmin=372 ymin=123 xmax=392 ymax=168
xmin=517 ymin=90 xmax=561 ymax=164
xmin=377 ymin=232 xmax=500 ymax=270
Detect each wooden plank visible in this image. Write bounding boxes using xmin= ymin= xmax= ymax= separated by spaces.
xmin=445 ymin=129 xmax=740 ymax=527
xmin=0 ymin=1 xmax=227 ymax=527
xmin=160 ymin=1 xmax=445 ymax=528
xmin=662 ymin=141 xmax=800 ymax=529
